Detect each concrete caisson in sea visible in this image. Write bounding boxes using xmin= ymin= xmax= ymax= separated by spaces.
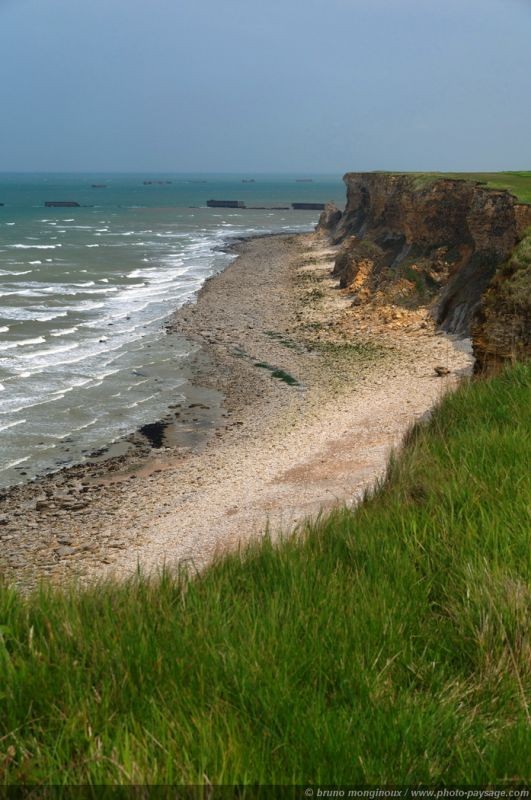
xmin=291 ymin=202 xmax=326 ymax=210
xmin=44 ymin=201 xmax=81 ymax=208
xmin=206 ymin=200 xmax=246 ymax=209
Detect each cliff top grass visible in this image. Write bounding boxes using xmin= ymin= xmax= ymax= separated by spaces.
xmin=0 ymin=364 xmax=530 ymax=785
xmin=372 ymin=171 xmax=531 ymax=204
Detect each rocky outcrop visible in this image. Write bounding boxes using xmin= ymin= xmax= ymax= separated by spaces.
xmin=472 ymin=232 xmax=531 ymax=372
xmin=318 ymin=173 xmax=531 ymax=366
xmin=317 ymin=202 xmax=342 ymax=232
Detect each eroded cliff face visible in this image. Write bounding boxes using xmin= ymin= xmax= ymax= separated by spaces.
xmin=318 ymin=173 xmax=531 ymax=368
xmin=471 ymin=234 xmax=531 ymax=371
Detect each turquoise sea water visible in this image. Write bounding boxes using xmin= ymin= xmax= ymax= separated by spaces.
xmin=0 ymin=173 xmax=345 ymax=487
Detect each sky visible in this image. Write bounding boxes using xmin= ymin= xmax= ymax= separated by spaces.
xmin=0 ymin=0 xmax=529 ymax=173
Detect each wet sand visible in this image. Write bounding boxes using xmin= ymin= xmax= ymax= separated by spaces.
xmin=0 ymin=233 xmax=473 ymax=590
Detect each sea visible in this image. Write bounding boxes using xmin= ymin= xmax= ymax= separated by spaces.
xmin=0 ymin=173 xmax=345 ymax=488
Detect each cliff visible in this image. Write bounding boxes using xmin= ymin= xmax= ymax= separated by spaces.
xmin=471 ymin=233 xmax=531 ymax=371
xmin=318 ymin=173 xmax=531 ymax=368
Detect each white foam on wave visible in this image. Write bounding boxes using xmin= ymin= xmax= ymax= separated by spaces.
xmin=125 ymin=392 xmax=159 ymax=409
xmin=69 ymin=417 xmax=99 ymax=434
xmin=0 ymin=418 xmax=26 ymax=433
xmin=38 ymin=285 xmax=117 ymax=297
xmin=0 ymin=307 xmax=69 ymax=322
xmin=0 ymin=268 xmax=33 ymax=275
xmin=69 ymin=300 xmax=105 ymax=312
xmin=0 ymin=375 xmax=93 ymax=413
xmin=0 ymin=218 xmax=279 ymax=485
xmin=0 ymin=326 xmax=9 ymax=333
xmin=129 ymin=260 xmax=184 ymax=280
xmin=1 ymin=336 xmax=47 ymax=351
xmin=9 ymin=244 xmax=62 ymax=250
xmin=15 ymin=332 xmax=128 ymax=372
xmin=50 ymin=326 xmax=79 ymax=337
xmin=19 ymin=342 xmax=79 ymax=360
xmin=0 ymin=289 xmax=42 ymax=299
xmin=1 ymin=456 xmax=30 ymax=472
xmin=33 ymin=310 xmax=69 ymax=322
xmin=49 ymin=386 xmax=74 ymax=398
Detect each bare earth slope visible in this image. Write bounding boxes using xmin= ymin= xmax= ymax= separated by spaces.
xmin=321 ymin=173 xmax=531 ymax=355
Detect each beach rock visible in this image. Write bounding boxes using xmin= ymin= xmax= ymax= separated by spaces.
xmin=55 ymin=545 xmax=76 ymax=557
xmin=434 ymin=366 xmax=451 ymax=376
xmin=317 ymin=202 xmax=342 ymax=233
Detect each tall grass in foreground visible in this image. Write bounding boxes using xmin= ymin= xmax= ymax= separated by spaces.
xmin=1 ymin=365 xmax=530 ymax=785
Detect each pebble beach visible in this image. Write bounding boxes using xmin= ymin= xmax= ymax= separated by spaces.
xmin=0 ymin=232 xmax=473 ymax=590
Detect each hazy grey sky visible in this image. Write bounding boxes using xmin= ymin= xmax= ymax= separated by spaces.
xmin=0 ymin=0 xmax=529 ymax=173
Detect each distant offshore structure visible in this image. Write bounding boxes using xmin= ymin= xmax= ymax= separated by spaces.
xmin=143 ymin=180 xmax=172 ymax=185
xmin=91 ymin=184 xmax=107 ymax=189
xmin=206 ymin=199 xmax=326 ymax=211
xmin=206 ymin=200 xmax=246 ymax=209
xmin=44 ymin=201 xmax=80 ymax=208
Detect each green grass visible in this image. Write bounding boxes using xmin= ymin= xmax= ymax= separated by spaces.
xmin=309 ymin=339 xmax=385 ymax=361
xmin=254 ymin=361 xmax=300 ymax=386
xmin=404 ymin=172 xmax=531 ymax=204
xmin=264 ymin=331 xmax=305 ymax=352
xmin=1 ymin=365 xmax=530 ymax=785
xmin=494 ymin=229 xmax=531 ymax=308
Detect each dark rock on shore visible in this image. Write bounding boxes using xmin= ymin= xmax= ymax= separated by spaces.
xmin=138 ymin=421 xmax=169 ymax=449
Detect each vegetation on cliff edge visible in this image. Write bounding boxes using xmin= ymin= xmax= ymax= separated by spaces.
xmin=0 ymin=364 xmax=530 ymax=786
xmin=402 ymin=171 xmax=531 ymax=204
xmin=473 ymin=230 xmax=531 ymax=369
